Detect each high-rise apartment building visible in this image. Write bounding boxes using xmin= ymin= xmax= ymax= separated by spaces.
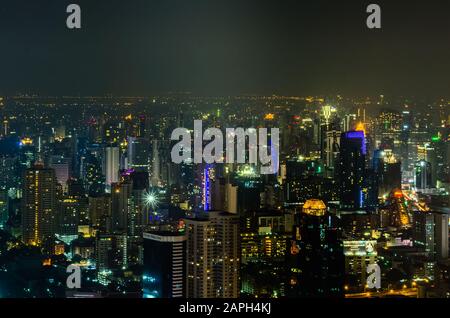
xmin=184 ymin=211 xmax=240 ymax=298
xmin=22 ymin=164 xmax=58 ymax=245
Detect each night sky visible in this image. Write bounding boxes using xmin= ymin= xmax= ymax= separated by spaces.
xmin=0 ymin=0 xmax=450 ymax=97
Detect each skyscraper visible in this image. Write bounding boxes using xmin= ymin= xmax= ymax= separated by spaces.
xmin=373 ymin=149 xmax=402 ymax=198
xmin=143 ymin=231 xmax=187 ymax=298
xmin=415 ymin=160 xmax=432 ymax=190
xmin=184 ymin=217 xmax=215 ymax=298
xmin=111 ymin=181 xmax=132 ymax=233
xmin=184 ymin=211 xmax=240 ymax=298
xmin=414 ymin=210 xmax=449 ymax=260
xmin=127 ymin=137 xmax=150 ymax=172
xmin=338 ymin=131 xmax=366 ymax=210
xmin=96 ymin=233 xmax=128 ymax=285
xmin=104 ymin=146 xmax=119 ymax=192
xmin=287 ymin=199 xmax=344 ymax=297
xmin=209 ymin=211 xmax=240 ymax=298
xmin=150 ymin=140 xmax=161 ymax=187
xmin=21 ymin=164 xmax=58 ymax=246
xmin=324 ymin=130 xmax=341 ymax=177
xmin=50 ymin=155 xmax=70 ymax=193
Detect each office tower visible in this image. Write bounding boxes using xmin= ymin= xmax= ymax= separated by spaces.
xmin=287 ymin=199 xmax=344 ymax=297
xmin=73 ymin=136 xmax=88 ymax=179
xmin=96 ymin=234 xmax=128 ymax=285
xmin=414 ymin=211 xmax=436 ymax=259
xmin=83 ymin=153 xmax=105 ymax=196
xmin=338 ymin=131 xmax=366 ymax=210
xmin=150 ymin=140 xmax=161 ymax=187
xmin=232 ymin=167 xmax=264 ymax=214
xmin=143 ymin=231 xmax=187 ymax=298
xmin=111 ymin=181 xmax=132 ymax=233
xmin=21 ymin=164 xmax=58 ymax=246
xmin=414 ymin=211 xmax=449 ymax=260
xmin=128 ymin=171 xmax=149 ymax=236
xmin=104 ymin=146 xmax=119 ymax=192
xmin=373 ymin=149 xmax=402 ymax=197
xmin=57 ymin=196 xmax=80 ymax=243
xmin=399 ymin=110 xmax=412 ymax=176
xmin=50 ymin=155 xmax=70 ymax=193
xmin=127 ymin=137 xmax=150 ymax=172
xmin=417 ymin=143 xmax=437 ymax=187
xmin=323 ymin=130 xmax=340 ymax=176
xmin=184 ymin=211 xmax=240 ymax=298
xmin=343 ymin=240 xmax=378 ymax=292
xmin=415 ymin=160 xmax=432 ymax=190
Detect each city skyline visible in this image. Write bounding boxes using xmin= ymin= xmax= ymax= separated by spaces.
xmin=0 ymin=0 xmax=450 ymax=304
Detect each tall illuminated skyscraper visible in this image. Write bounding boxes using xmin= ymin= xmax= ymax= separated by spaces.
xmin=324 ymin=130 xmax=341 ymax=176
xmin=184 ymin=211 xmax=240 ymax=298
xmin=338 ymin=131 xmax=366 ymax=210
xmin=21 ymin=164 xmax=58 ymax=246
xmin=104 ymin=146 xmax=119 ymax=192
xmin=184 ymin=217 xmax=215 ymax=298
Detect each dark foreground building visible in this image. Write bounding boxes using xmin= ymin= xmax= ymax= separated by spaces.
xmin=286 ymin=199 xmax=344 ymax=297
xmin=143 ymin=231 xmax=187 ymax=298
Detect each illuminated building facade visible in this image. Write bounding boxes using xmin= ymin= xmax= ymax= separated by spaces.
xmin=103 ymin=145 xmax=120 ymax=192
xmin=415 ymin=160 xmax=432 ymax=190
xmin=184 ymin=211 xmax=239 ymax=298
xmin=413 ymin=211 xmax=449 ymax=260
xmin=57 ymin=196 xmax=81 ymax=242
xmin=96 ymin=233 xmax=127 ymax=284
xmin=338 ymin=131 xmax=366 ymax=210
xmin=21 ymin=164 xmax=58 ymax=246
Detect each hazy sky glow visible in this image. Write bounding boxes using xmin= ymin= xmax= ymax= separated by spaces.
xmin=1 ymin=0 xmax=450 ymax=97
